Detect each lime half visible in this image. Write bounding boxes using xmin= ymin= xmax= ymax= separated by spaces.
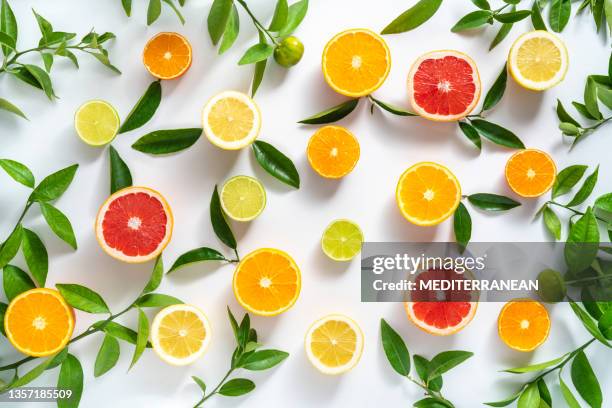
xmin=220 ymin=176 xmax=266 ymax=221
xmin=321 ymin=219 xmax=363 ymax=261
xmin=75 ymin=100 xmax=120 ymax=146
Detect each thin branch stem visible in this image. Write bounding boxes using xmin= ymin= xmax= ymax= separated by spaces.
xmin=547 ymin=201 xmax=608 ymax=224
xmin=235 ymin=0 xmax=279 ymax=45
xmin=197 ymin=368 xmax=234 ymax=406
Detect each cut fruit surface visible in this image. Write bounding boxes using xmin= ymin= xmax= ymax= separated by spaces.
xmin=95 ymin=186 xmax=173 ymax=263
xmin=321 ymin=219 xmax=363 ymax=261
xmin=396 ymin=162 xmax=461 ymax=226
xmin=151 ymin=304 xmax=211 ymax=366
xmin=221 ymin=176 xmax=266 ymax=222
xmin=305 ymin=314 xmax=363 ymax=375
xmin=5 ymin=288 xmax=75 ymax=357
xmin=202 ymin=90 xmax=261 ymax=150
xmin=508 ymin=30 xmax=568 ymax=91
xmin=233 ymin=248 xmax=301 ymax=316
xmin=505 ymin=149 xmax=556 ymax=197
xmin=143 ymin=32 xmax=192 ymax=80
xmin=74 ymin=100 xmax=120 ymax=146
xmin=498 ymin=299 xmax=550 ymax=352
xmin=307 ymin=126 xmax=360 ymax=179
xmin=322 ymin=29 xmax=391 ymax=97
xmin=407 ymin=50 xmax=481 ymax=122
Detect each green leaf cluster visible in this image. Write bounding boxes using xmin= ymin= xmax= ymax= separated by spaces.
xmin=119 ymin=0 xmax=186 ymax=25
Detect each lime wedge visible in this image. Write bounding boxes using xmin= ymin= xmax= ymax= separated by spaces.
xmin=220 ymin=176 xmax=266 ymax=221
xmin=74 ymin=100 xmax=120 ymax=146
xmin=321 ymin=219 xmax=363 ymax=261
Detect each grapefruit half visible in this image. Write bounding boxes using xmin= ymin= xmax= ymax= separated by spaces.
xmin=407 ymin=50 xmax=481 ymax=122
xmin=95 ymin=186 xmax=173 ymax=263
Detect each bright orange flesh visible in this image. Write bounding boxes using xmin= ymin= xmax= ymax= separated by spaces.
xmin=307 ymin=126 xmax=360 ymax=179
xmin=233 ymin=248 xmax=301 ymax=316
xmin=505 ymin=149 xmax=556 ymax=197
xmin=143 ymin=32 xmax=192 ymax=80
xmin=5 ymin=288 xmax=75 ymax=357
xmin=322 ymin=29 xmax=391 ymax=97
xmin=498 ymin=299 xmax=550 ymax=352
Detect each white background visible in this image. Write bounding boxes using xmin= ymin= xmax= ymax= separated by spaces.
xmin=1 ymin=1 xmax=611 ymax=407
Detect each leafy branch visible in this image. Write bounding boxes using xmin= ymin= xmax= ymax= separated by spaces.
xmin=119 ymin=0 xmax=186 ymax=25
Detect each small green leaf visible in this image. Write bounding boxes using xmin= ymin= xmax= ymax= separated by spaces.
xmin=471 ymin=0 xmax=491 ymax=9
xmin=32 ymin=10 xmax=53 ymax=40
xmin=413 ymin=397 xmax=453 ymax=408
xmin=86 ymin=51 xmax=121 ymax=74
xmin=211 ymin=185 xmax=236 ymax=249
xmin=142 ymin=255 xmax=164 ymax=294
xmin=227 ymin=306 xmax=240 ymax=343
xmin=606 ymin=0 xmax=612 ymax=35
xmin=21 ymin=228 xmax=48 ymax=287
xmin=251 ymin=44 xmax=267 ymax=96
xmin=136 ymin=293 xmax=182 ymax=308
xmin=109 ymin=146 xmax=133 ymax=195
xmin=531 ymin=1 xmax=547 ymax=30
xmin=380 ymin=318 xmax=410 ymax=376
xmin=121 ymin=0 xmax=132 ymax=16
xmin=584 ymin=77 xmax=602 ymax=120
xmin=542 ymin=207 xmax=561 ymax=240
xmin=458 ymin=121 xmax=481 ymax=149
xmin=594 ymin=193 xmax=612 ymax=212
xmin=451 ymin=10 xmax=493 ymax=32
xmin=572 ymin=101 xmax=597 ymax=120
xmin=537 ymin=379 xmax=552 ymax=407
xmin=566 ymin=166 xmax=598 ymax=207
xmin=556 ymin=100 xmax=581 ymax=127
xmin=552 ymin=165 xmax=587 ymax=198
xmin=40 ymin=52 xmax=53 ymax=72
xmin=192 ymin=376 xmax=206 ymax=394
xmin=413 ymin=355 xmax=443 ymax=391
xmin=278 ymin=0 xmax=309 ymax=37
xmin=252 ymin=140 xmax=300 ymax=188
xmin=504 ymin=354 xmax=567 ymax=373
xmin=299 ymin=98 xmax=359 ymax=124
xmin=97 ymin=321 xmax=147 ymax=346
xmin=482 ymin=63 xmax=508 ymax=111
xmin=598 ymin=309 xmax=612 ymax=339
xmin=147 ymin=0 xmax=162 ymax=25
xmin=381 ymin=0 xmax=443 ymax=34
xmin=517 ymin=382 xmax=540 ymax=408
xmin=0 ymin=159 xmax=34 ymax=188
xmin=167 ymin=247 xmax=226 ymax=274
xmin=569 ymin=301 xmax=611 ymax=348
xmin=162 ymin=0 xmax=185 ymax=24
xmin=237 ymin=313 xmax=250 ymax=349
xmin=559 ymin=374 xmax=582 ymax=408
xmin=489 ymin=18 xmax=514 ymax=50
xmin=453 ymin=202 xmax=471 ymax=252
xmin=565 ymin=208 xmax=599 ymax=274
xmin=370 ymin=97 xmax=417 ymax=116
xmin=94 ymin=334 xmax=120 ymax=377
xmin=132 ymin=128 xmax=202 ymax=155
xmin=119 ymin=80 xmax=162 ymax=134
xmin=484 ymin=390 xmax=523 ymax=407
xmin=207 ymin=0 xmax=233 ymax=45
xmin=218 ymin=378 xmax=255 ymax=396
xmin=57 ymin=354 xmax=83 ymax=408
xmin=470 ymin=119 xmax=525 ymax=149
xmin=31 ymin=164 xmax=78 ymax=202
xmin=40 ymin=202 xmax=77 ymax=249
xmin=468 ymin=193 xmax=521 ymax=211
xmin=427 ymin=350 xmax=473 ymax=381
xmin=129 ymin=308 xmax=149 ymax=369
xmin=0 ymin=224 xmax=23 ymax=270
xmin=0 ymin=98 xmax=27 ymax=119
xmin=56 ymin=283 xmax=110 ymax=314
xmin=571 ymin=350 xmax=602 ymax=408
xmin=0 ymin=302 xmax=7 ymax=336
xmin=269 ymin=0 xmax=289 ymax=31
xmin=549 ymin=0 xmax=571 ymax=32
xmin=239 ymin=349 xmax=289 ymax=370
xmin=23 ymin=64 xmax=55 ymax=99
xmin=219 ymin=5 xmax=239 ymax=54
xmin=494 ymin=10 xmax=531 ymax=23
xmin=0 ymin=0 xmax=17 ymax=56
xmin=7 ymin=355 xmax=56 ymax=390
xmin=238 ymin=43 xmax=275 ymax=65
xmin=3 ymin=264 xmax=35 ymax=301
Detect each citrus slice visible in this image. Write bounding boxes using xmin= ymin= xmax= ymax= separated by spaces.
xmin=505 ymin=149 xmax=556 ymax=197
xmin=322 ymin=29 xmax=391 ymax=97
xmin=396 ymin=162 xmax=462 ymax=226
xmin=407 ymin=50 xmax=481 ymax=122
xmin=508 ymin=30 xmax=568 ymax=91
xmin=498 ymin=299 xmax=550 ymax=352
xmin=74 ymin=100 xmax=120 ymax=146
xmin=95 ymin=186 xmax=173 ymax=263
xmin=4 ymin=288 xmax=75 ymax=357
xmin=233 ymin=248 xmax=301 ymax=316
xmin=143 ymin=32 xmax=192 ymax=80
xmin=202 ymin=90 xmax=261 ymax=150
xmin=307 ymin=126 xmax=360 ymax=179
xmin=220 ymin=175 xmax=266 ymax=222
xmin=151 ymin=304 xmax=212 ymax=366
xmin=321 ymin=219 xmax=363 ymax=261
xmin=305 ymin=314 xmax=364 ymax=375
xmin=405 ymin=268 xmax=478 ymax=336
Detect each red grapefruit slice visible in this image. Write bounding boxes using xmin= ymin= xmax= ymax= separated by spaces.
xmin=405 ymin=268 xmax=478 ymax=336
xmin=407 ymin=50 xmax=481 ymax=122
xmin=95 ymin=186 xmax=173 ymax=263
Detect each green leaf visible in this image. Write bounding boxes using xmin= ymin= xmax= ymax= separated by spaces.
xmin=594 ymin=193 xmax=612 ymax=212
xmin=147 ymin=0 xmax=162 ymax=25
xmin=380 ymin=318 xmax=410 ymax=376
xmin=484 ymin=390 xmax=523 ymax=407
xmin=298 ymin=98 xmax=359 ymax=124
xmin=136 ymin=293 xmax=182 ymax=308
xmin=565 ymin=208 xmax=599 ymax=274
xmin=143 ymin=255 xmax=164 ymax=293
xmin=556 ymin=100 xmax=581 ymax=127
xmin=119 ymin=80 xmax=162 ymax=134
xmin=451 ymin=10 xmax=493 ymax=32
xmin=121 ymin=0 xmax=132 ymax=16
xmin=531 ymin=1 xmax=547 ymax=30
xmin=453 ymin=202 xmax=471 ymax=252
xmin=489 ymin=15 xmax=514 ymax=50
xmin=251 ymin=42 xmax=267 ymax=96
xmin=413 ymin=355 xmax=442 ymax=391
xmin=278 ymin=0 xmax=309 ymax=37
xmin=606 ymin=0 xmax=612 ymax=34
xmin=12 ymin=66 xmax=43 ymax=90
xmin=31 ymin=163 xmax=78 ymax=202
xmin=571 ymin=350 xmax=602 ymax=408
xmin=237 ymin=313 xmax=250 ymax=349
xmin=370 ymin=97 xmax=417 ymax=116
xmin=559 ymin=374 xmax=582 ymax=408
xmin=537 ymin=379 xmax=552 ymax=407
xmin=483 ymin=63 xmax=508 ymax=111
xmin=218 ymin=378 xmax=255 ymax=396
xmin=97 ymin=321 xmax=149 ymax=346
xmin=572 ymin=101 xmax=597 ymax=120
xmin=109 ymin=146 xmax=133 ymax=194
xmin=0 ymin=98 xmax=27 ymax=119
xmin=219 ymin=5 xmax=239 ymax=54
xmin=458 ymin=121 xmax=481 ymax=149
xmin=207 ymin=0 xmax=233 ymax=45
xmin=21 ymin=228 xmax=48 ymax=286
xmin=471 ymin=0 xmax=491 ymax=9
xmin=552 ymin=165 xmax=587 ymax=198
xmin=3 ymin=264 xmax=35 ymax=301
xmin=132 ymin=128 xmax=202 ymax=154
xmin=7 ymin=355 xmax=56 ymax=390
xmin=504 ymin=354 xmax=567 ymax=373
xmin=23 ymin=64 xmax=55 ymax=99
xmin=238 ymin=43 xmax=275 ymax=65
xmin=543 ymin=207 xmax=561 ymax=240
xmin=517 ymin=382 xmax=540 ymax=408
xmin=46 ymin=347 xmax=68 ymax=370
xmin=40 ymin=52 xmax=53 ymax=72
xmin=269 ymin=0 xmax=289 ymax=31
xmin=57 ymin=354 xmax=83 ymax=408
xmin=0 ymin=0 xmax=17 ymax=57
xmin=252 ymin=140 xmax=300 ymax=188
xmin=94 ymin=334 xmax=120 ymax=377
xmin=227 ymin=306 xmax=240 ymax=343
xmin=413 ymin=398 xmax=453 ymax=408
xmin=470 ymin=119 xmax=525 ymax=149
xmin=427 ymin=350 xmax=473 ymax=381
xmin=32 ymin=10 xmax=53 ymax=40
xmin=0 ymin=159 xmax=34 ymax=188
xmin=566 ymin=166 xmax=598 ymax=207
xmin=86 ymin=51 xmax=121 ymax=74
xmin=381 ymin=0 xmax=443 ymax=35
xmin=162 ymin=0 xmax=185 ymax=24
xmin=549 ymin=0 xmax=571 ymax=32
xmin=129 ymin=308 xmax=149 ymax=369
xmin=56 ymin=283 xmax=110 ymax=314
xmin=584 ymin=77 xmax=602 ymax=120
xmin=210 ymin=185 xmax=236 ymax=249
xmin=0 ymin=224 xmax=23 ymax=270
xmin=468 ymin=193 xmax=521 ymax=211
xmin=192 ymin=376 xmax=206 ymax=394
xmin=569 ymin=301 xmax=611 ymax=348
xmin=0 ymin=302 xmax=7 ymax=336
xmin=40 ymin=202 xmax=77 ymax=249
xmin=494 ymin=10 xmax=531 ymax=23
xmin=239 ymin=349 xmax=289 ymax=370
xmin=598 ymin=309 xmax=612 ymax=339
xmin=167 ymin=247 xmax=226 ymax=274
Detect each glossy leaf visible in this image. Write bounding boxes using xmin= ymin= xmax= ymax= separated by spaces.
xmin=565 ymin=208 xmax=599 ymax=274
xmin=380 ymin=318 xmax=410 ymax=376
xmin=0 ymin=159 xmax=34 ymax=187
xmin=531 ymin=1 xmax=547 ymax=30
xmin=219 ymin=5 xmax=239 ymax=54
xmin=516 ymin=382 xmax=540 ymax=408
xmin=268 ymin=0 xmax=289 ymax=31
xmin=7 ymin=355 xmax=56 ymax=390
xmin=0 ymin=0 xmax=17 ymax=56
xmin=147 ymin=0 xmax=162 ymax=25
xmin=109 ymin=146 xmax=133 ymax=194
xmin=142 ymin=255 xmax=164 ymax=293
xmin=543 ymin=207 xmax=561 ymax=240
xmin=23 ymin=64 xmax=55 ymax=99
xmin=0 ymin=98 xmax=27 ymax=119
xmin=370 ymin=97 xmax=417 ymax=116
xmin=40 ymin=202 xmax=77 ymax=249
xmin=556 ymin=100 xmax=581 ymax=127
xmin=278 ymin=0 xmax=309 ymax=37
xmin=489 ymin=20 xmax=514 ymax=50
xmin=381 ymin=0 xmax=443 ymax=34
xmin=207 ymin=0 xmax=233 ymax=45
xmin=31 ymin=164 xmax=78 ymax=202
xmin=57 ymin=354 xmax=83 ymax=408
xmin=3 ymin=264 xmax=35 ymax=301
xmin=132 ymin=128 xmax=202 ymax=154
xmin=569 ymin=301 xmax=611 ymax=347
xmin=470 ymin=119 xmax=525 ymax=149
xmin=451 ymin=10 xmax=492 ymax=32
xmin=56 ymin=283 xmax=110 ymax=314
xmin=167 ymin=247 xmax=226 ymax=274
xmin=135 ymin=293 xmax=182 ymax=308
xmin=571 ymin=350 xmax=602 ymax=408
xmin=0 ymin=224 xmax=22 ymax=270
xmin=468 ymin=193 xmax=520 ymax=211
xmin=549 ymin=0 xmax=571 ymax=32
xmin=218 ymin=378 xmax=255 ymax=396
xmin=94 ymin=334 xmax=120 ymax=377
xmin=482 ymin=63 xmax=508 ymax=111
xmin=21 ymin=228 xmax=48 ymax=287
xmin=504 ymin=354 xmax=567 ymax=373
xmin=129 ymin=308 xmax=149 ymax=369
xmin=566 ymin=166 xmax=598 ymax=207
xmin=458 ymin=121 xmax=481 ymax=149
xmin=494 ymin=10 xmax=531 ymax=23
xmin=238 ymin=43 xmax=274 ymax=65
xmin=252 ymin=140 xmax=300 ymax=188
xmin=427 ymin=350 xmax=473 ymax=380
xmin=453 ymin=202 xmax=471 ymax=252
xmin=552 ymin=165 xmax=587 ymax=198
xmin=119 ymin=80 xmax=162 ymax=134
xmin=413 ymin=355 xmax=443 ymax=391
xmin=210 ymin=185 xmax=237 ymax=249
xmin=584 ymin=77 xmax=602 ymax=120
xmin=594 ymin=193 xmax=612 ymax=212
xmin=560 ymin=374 xmax=582 ymax=408
xmin=239 ymin=349 xmax=289 ymax=370
xmin=299 ymin=98 xmax=359 ymax=124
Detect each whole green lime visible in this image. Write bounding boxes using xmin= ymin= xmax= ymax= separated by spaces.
xmin=537 ymin=269 xmax=566 ymax=303
xmin=274 ymin=36 xmax=304 ymax=68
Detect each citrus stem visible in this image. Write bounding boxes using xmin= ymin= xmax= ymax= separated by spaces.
xmin=406 ymin=375 xmax=448 ymax=403
xmin=194 ymin=368 xmax=234 ymax=407
xmin=0 ymin=45 xmax=86 ymax=74
xmin=547 ymin=201 xmax=608 ymax=224
xmin=235 ymin=0 xmax=279 ymax=45
xmin=0 ymin=201 xmax=33 ymax=251
xmin=528 ymin=338 xmax=595 ymax=384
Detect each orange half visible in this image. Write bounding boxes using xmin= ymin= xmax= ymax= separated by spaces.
xmin=143 ymin=32 xmax=192 ymax=80
xmin=505 ymin=149 xmax=556 ymax=197
xmin=307 ymin=126 xmax=360 ymax=179
xmin=498 ymin=299 xmax=550 ymax=352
